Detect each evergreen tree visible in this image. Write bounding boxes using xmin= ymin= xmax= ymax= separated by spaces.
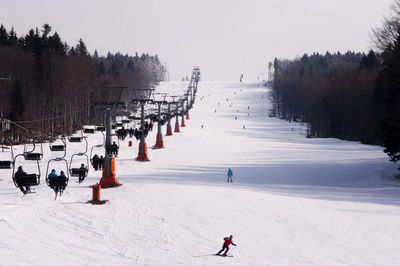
xmin=41 ymin=23 xmax=52 ymax=40
xmin=76 ymin=38 xmax=88 ymax=56
xmin=8 ymin=80 xmax=25 ymax=121
xmin=8 ymin=27 xmax=17 ymax=46
xmin=0 ymin=24 xmax=9 ymax=45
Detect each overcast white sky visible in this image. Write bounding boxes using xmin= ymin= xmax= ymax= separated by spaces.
xmin=0 ymin=0 xmax=394 ymax=80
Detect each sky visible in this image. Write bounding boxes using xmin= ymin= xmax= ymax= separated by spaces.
xmin=0 ymin=0 xmax=394 ymax=80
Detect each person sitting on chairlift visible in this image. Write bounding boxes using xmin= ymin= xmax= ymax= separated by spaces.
xmin=57 ymin=170 xmax=67 ymax=196
xmin=48 ymin=169 xmax=59 ymax=197
xmin=112 ymin=141 xmax=118 ymax=156
xmin=78 ymin=163 xmax=87 ymax=183
xmin=99 ymin=156 xmax=105 ymax=170
xmin=15 ymin=166 xmax=31 ymax=194
xmin=92 ymin=154 xmax=99 ymax=170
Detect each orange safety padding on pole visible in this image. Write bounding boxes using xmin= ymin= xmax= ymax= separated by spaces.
xmin=92 ymin=184 xmax=101 ymax=201
xmin=186 ymin=112 xmax=190 ymax=120
xmin=181 ymin=117 xmax=186 ymax=127
xmin=136 ymin=143 xmax=150 ymax=161
xmin=100 ymin=157 xmax=120 ymax=187
xmin=154 ymin=133 xmax=164 ymax=149
xmin=128 ymin=141 xmax=132 ymax=147
xmin=166 ymin=125 xmax=173 ymax=136
xmin=174 ymin=122 xmax=180 ymax=133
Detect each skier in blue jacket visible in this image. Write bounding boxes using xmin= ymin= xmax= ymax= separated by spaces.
xmin=227 ymin=168 xmax=233 ymax=183
xmin=48 ymin=169 xmax=57 ymax=179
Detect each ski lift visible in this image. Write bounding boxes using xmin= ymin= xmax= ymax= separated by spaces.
xmin=106 ymin=133 xmax=119 ymax=155
xmin=49 ymin=137 xmax=66 ymax=152
xmin=0 ymin=140 xmax=13 ymax=169
xmin=90 ymin=131 xmax=105 ymax=170
xmin=69 ymin=137 xmax=89 ymax=179
xmin=45 ymin=157 xmax=69 ymax=190
xmin=45 ymin=139 xmax=69 ymax=190
xmin=96 ymin=126 xmax=105 ymax=132
xmin=69 ymin=130 xmax=83 ymax=143
xmin=12 ymin=153 xmax=41 ymax=190
xmin=116 ymin=122 xmax=123 ymax=128
xmin=83 ymin=125 xmax=95 ymax=134
xmin=23 ymin=132 xmax=43 ymax=161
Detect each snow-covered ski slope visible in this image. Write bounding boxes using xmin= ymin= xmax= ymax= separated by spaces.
xmin=1 ymin=80 xmax=400 ymax=265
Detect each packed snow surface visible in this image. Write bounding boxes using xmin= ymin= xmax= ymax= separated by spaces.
xmin=1 ymin=80 xmax=400 ymax=265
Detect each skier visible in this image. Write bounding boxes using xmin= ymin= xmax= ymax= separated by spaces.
xmin=48 ymin=169 xmax=59 ymax=199
xmin=216 ymin=235 xmax=236 ymax=256
xmin=227 ymin=168 xmax=233 ymax=183
xmin=92 ymin=154 xmax=100 ymax=170
xmin=15 ymin=166 xmax=31 ymax=194
xmin=78 ymin=163 xmax=87 ymax=183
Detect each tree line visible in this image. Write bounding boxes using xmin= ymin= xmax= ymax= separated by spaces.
xmin=271 ymin=0 xmax=400 ymax=165
xmin=0 ymin=23 xmax=166 ymax=141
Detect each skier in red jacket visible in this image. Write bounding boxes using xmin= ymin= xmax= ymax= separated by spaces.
xmin=216 ymin=235 xmax=236 ymax=256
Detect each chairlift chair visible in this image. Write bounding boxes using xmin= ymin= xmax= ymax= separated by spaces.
xmin=69 ymin=136 xmax=89 ymax=178
xmin=96 ymin=126 xmax=105 ymax=132
xmin=49 ymin=137 xmax=66 ymax=152
xmin=12 ymin=153 xmax=41 ymax=189
xmin=89 ymin=131 xmax=105 ymax=170
xmin=68 ymin=130 xmax=83 ymax=143
xmin=83 ymin=126 xmax=95 ymax=134
xmin=0 ymin=140 xmax=14 ymax=169
xmin=45 ymin=157 xmax=69 ymax=189
xmin=23 ymin=139 xmax=43 ymax=161
xmin=106 ymin=133 xmax=120 ymax=155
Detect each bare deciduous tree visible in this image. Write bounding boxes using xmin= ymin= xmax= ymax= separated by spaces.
xmin=372 ymin=0 xmax=400 ymax=52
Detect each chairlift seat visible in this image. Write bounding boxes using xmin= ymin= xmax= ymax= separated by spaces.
xmin=96 ymin=126 xmax=105 ymax=132
xmin=83 ymin=128 xmax=95 ymax=134
xmin=69 ymin=137 xmax=82 ymax=142
xmin=111 ymin=125 xmax=116 ymax=129
xmin=122 ymin=119 xmax=130 ymax=123
xmin=70 ymin=168 xmax=88 ymax=177
xmin=50 ymin=145 xmax=65 ymax=151
xmin=48 ymin=176 xmax=67 ymax=187
xmin=116 ymin=123 xmax=123 ymax=127
xmin=0 ymin=160 xmax=12 ymax=169
xmin=15 ymin=174 xmax=39 ymax=187
xmin=106 ymin=145 xmax=119 ymax=154
xmin=24 ymin=152 xmax=42 ymax=160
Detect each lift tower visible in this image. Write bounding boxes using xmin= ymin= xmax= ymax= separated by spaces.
xmin=132 ymin=88 xmax=154 ymax=161
xmin=152 ymin=93 xmax=168 ymax=149
xmin=166 ymin=96 xmax=178 ymax=136
xmin=91 ymin=86 xmax=127 ymax=187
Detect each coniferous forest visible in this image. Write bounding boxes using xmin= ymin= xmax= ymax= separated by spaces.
xmin=271 ymin=1 xmax=400 ymax=164
xmin=0 ymin=24 xmax=166 ymax=140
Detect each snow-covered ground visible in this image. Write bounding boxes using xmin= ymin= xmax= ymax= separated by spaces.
xmin=1 ymin=80 xmax=400 ymax=265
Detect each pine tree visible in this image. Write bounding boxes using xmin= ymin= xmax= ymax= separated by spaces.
xmin=8 ymin=27 xmax=18 ymax=46
xmin=0 ymin=24 xmax=9 ymax=45
xmin=76 ymin=38 xmax=88 ymax=56
xmin=8 ymin=80 xmax=25 ymax=121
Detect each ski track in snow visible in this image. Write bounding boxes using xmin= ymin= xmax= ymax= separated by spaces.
xmin=1 ymin=80 xmax=400 ymax=265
